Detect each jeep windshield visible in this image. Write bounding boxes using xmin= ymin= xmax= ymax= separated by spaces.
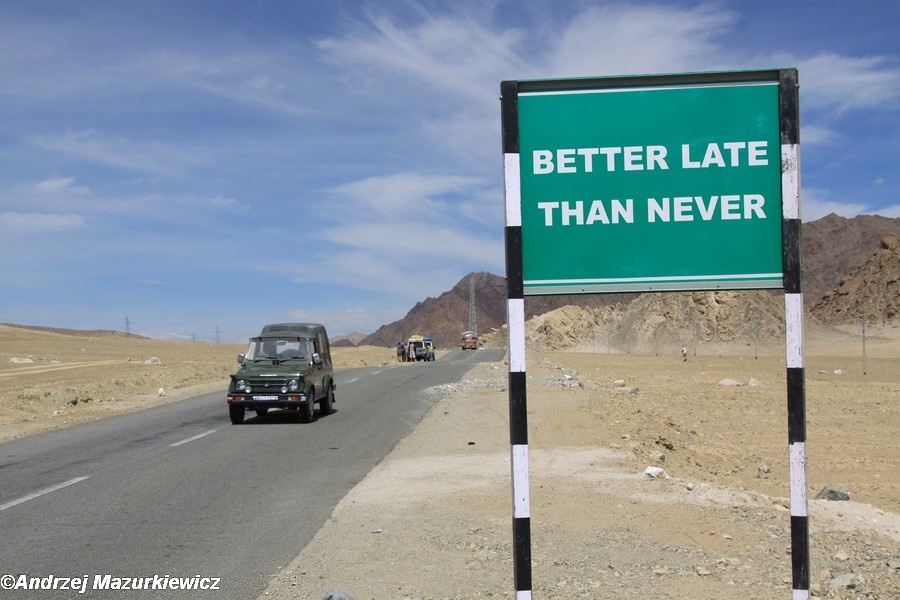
xmin=245 ymin=337 xmax=312 ymax=361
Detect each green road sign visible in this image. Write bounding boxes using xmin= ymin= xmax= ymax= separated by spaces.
xmin=517 ymin=74 xmax=784 ymax=294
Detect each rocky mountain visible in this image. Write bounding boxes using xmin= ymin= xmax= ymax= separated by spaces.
xmin=359 ymin=272 xmax=507 ymax=348
xmin=811 ymin=234 xmax=900 ymax=324
xmin=358 ymin=215 xmax=900 ymax=348
xmin=802 ymin=213 xmax=900 ymax=302
xmin=480 ymin=291 xmax=788 ymax=352
xmin=330 ymin=332 xmax=367 ymax=347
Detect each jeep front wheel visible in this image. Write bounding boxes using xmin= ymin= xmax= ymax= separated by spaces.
xmin=299 ymin=395 xmax=316 ymax=424
xmin=320 ymin=384 xmax=334 ymax=416
xmin=229 ymin=405 xmax=245 ymax=425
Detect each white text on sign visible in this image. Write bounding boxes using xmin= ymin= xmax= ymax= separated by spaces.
xmin=536 ymin=195 xmax=767 ymax=226
xmin=532 ymin=141 xmax=768 ymax=174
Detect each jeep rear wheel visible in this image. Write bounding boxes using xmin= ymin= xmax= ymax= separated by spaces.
xmin=229 ymin=405 xmax=245 ymax=425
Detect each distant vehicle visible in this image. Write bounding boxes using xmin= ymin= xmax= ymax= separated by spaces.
xmin=460 ymin=331 xmax=478 ymax=350
xmin=226 ymin=323 xmax=335 ymax=424
xmin=406 ymin=334 xmax=435 ymax=362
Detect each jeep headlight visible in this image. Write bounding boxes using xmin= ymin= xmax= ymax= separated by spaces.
xmin=235 ymin=379 xmax=247 ymax=391
xmin=288 ymin=379 xmax=300 ymax=392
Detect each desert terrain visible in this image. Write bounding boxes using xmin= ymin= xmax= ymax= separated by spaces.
xmin=1 ymin=322 xmax=898 ymax=598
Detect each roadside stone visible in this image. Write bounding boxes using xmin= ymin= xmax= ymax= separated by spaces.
xmin=644 ymin=466 xmax=668 ymax=479
xmin=718 ymin=378 xmax=743 ymax=387
xmin=612 ymin=386 xmax=640 ymax=394
xmin=815 ymin=486 xmax=850 ymax=501
xmin=827 ymin=572 xmax=864 ymax=592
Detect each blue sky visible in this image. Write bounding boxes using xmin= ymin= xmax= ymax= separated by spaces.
xmin=1 ymin=1 xmax=898 ymax=342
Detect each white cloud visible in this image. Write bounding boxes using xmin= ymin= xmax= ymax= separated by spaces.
xmin=800 ymin=189 xmax=868 ymax=222
xmin=33 ymin=177 xmax=89 ymax=194
xmin=0 ymin=211 xmax=86 ymax=232
xmin=329 ymin=172 xmax=485 ymax=221
xmin=318 ymin=9 xmax=526 ymax=102
xmin=799 ymin=124 xmax=840 ymax=147
xmin=29 ymin=130 xmax=201 ymax=176
xmin=546 ymin=3 xmax=740 ymax=76
xmin=876 ymin=204 xmax=900 ymax=218
xmin=795 ymin=53 xmax=900 ymax=115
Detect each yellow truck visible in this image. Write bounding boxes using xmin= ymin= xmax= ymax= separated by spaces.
xmin=460 ymin=331 xmax=478 ymax=350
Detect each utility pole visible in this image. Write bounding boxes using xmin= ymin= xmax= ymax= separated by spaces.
xmin=468 ymin=275 xmax=477 ymax=335
xmin=753 ymin=315 xmax=760 ymax=360
xmin=124 ymin=315 xmax=131 ymax=337
xmin=214 ymin=326 xmax=220 ymax=344
xmin=859 ymin=315 xmax=868 ymax=375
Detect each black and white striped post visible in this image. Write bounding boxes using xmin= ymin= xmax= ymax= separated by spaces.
xmin=500 ymin=70 xmax=806 ymax=599
xmin=501 ymin=79 xmax=532 ymax=599
xmin=779 ymin=69 xmax=810 ymax=599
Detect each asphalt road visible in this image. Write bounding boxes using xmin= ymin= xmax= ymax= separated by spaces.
xmin=0 ymin=348 xmax=506 ymax=599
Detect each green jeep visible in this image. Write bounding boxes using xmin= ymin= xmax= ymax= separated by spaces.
xmin=226 ymin=323 xmax=335 ymax=424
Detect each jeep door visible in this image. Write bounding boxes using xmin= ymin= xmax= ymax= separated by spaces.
xmin=307 ymin=337 xmax=326 ymax=400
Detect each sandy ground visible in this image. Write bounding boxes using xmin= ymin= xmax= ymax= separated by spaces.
xmin=1 ymin=324 xmax=898 ymax=598
xmin=0 ymin=325 xmax=397 ymax=444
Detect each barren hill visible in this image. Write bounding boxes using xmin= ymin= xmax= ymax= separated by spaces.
xmin=802 ymin=213 xmax=900 ymax=302
xmin=811 ymin=234 xmax=900 ymax=324
xmin=360 ymin=272 xmax=507 ymax=348
xmin=481 ymin=291 xmax=792 ymax=353
xmin=0 ymin=322 xmax=150 ymax=339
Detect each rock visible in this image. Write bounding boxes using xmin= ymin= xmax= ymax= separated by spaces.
xmin=643 ymin=466 xmax=668 ymax=479
xmin=748 ymin=378 xmax=764 ymax=387
xmin=815 ymin=487 xmax=850 ymax=501
xmin=612 ymin=386 xmax=639 ymax=394
xmin=717 ymin=378 xmax=743 ymax=387
xmin=827 ymin=573 xmax=864 ymax=592
xmin=322 ymin=590 xmax=354 ymax=600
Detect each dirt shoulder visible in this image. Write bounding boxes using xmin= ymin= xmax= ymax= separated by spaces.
xmin=261 ymin=348 xmax=899 ymax=599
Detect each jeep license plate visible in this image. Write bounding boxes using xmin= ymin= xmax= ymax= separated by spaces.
xmin=252 ymin=395 xmax=279 ymax=401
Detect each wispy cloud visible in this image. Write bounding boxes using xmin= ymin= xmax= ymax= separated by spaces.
xmin=33 ymin=176 xmax=89 ymax=194
xmin=545 ymin=3 xmax=741 ymax=76
xmin=795 ymin=53 xmax=900 ymax=115
xmin=0 ymin=211 xmax=86 ymax=232
xmin=28 ymin=130 xmax=202 ymax=177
